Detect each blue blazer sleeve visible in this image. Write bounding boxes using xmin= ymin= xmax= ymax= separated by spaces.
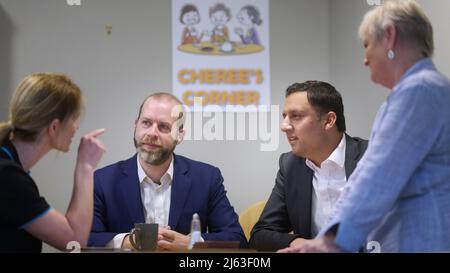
xmin=169 ymin=155 xmax=247 ymax=248
xmin=88 ymin=171 xmax=120 ymax=246
xmin=200 ymin=167 xmax=248 ymax=248
xmin=88 ymin=157 xmax=143 ymax=247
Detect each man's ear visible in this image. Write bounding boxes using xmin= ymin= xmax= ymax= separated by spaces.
xmin=323 ymin=112 xmax=337 ymax=131
xmin=176 ymin=128 xmax=185 ymax=145
xmin=48 ymin=118 xmax=61 ymax=137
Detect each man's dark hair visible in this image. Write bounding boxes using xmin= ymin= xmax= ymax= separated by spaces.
xmin=286 ymin=81 xmax=346 ymax=132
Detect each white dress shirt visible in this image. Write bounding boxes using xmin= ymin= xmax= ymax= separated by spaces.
xmin=106 ymin=156 xmax=173 ymax=248
xmin=306 ymin=135 xmax=346 ymax=237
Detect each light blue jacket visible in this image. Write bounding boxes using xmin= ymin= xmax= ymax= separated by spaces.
xmin=322 ymin=59 xmax=450 ymax=252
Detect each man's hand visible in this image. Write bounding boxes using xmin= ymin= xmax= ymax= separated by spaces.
xmin=121 ymin=234 xmax=135 ymax=250
xmin=157 ymin=228 xmax=190 ymax=251
xmin=289 ymin=237 xmax=308 ymax=248
xmin=278 ymin=234 xmax=342 ymax=253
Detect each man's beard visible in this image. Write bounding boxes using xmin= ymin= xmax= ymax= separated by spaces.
xmin=134 ymin=139 xmax=177 ymax=166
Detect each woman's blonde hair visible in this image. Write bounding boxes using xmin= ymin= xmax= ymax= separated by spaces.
xmin=358 ymin=0 xmax=434 ymax=58
xmin=0 ymin=73 xmax=83 ymax=144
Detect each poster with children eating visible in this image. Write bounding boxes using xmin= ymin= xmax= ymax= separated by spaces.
xmin=172 ymin=0 xmax=270 ymax=111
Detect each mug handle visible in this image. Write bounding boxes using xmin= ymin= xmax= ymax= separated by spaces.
xmin=129 ymin=228 xmax=141 ymax=250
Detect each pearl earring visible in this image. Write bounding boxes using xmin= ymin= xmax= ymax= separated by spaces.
xmin=388 ymin=49 xmax=395 ymax=60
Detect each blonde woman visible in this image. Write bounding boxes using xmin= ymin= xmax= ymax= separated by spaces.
xmin=0 ymin=73 xmax=106 ymax=252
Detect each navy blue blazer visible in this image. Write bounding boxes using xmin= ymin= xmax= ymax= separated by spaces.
xmin=88 ymin=154 xmax=247 ymax=247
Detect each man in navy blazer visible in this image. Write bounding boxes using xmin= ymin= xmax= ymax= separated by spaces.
xmin=88 ymin=93 xmax=246 ymax=249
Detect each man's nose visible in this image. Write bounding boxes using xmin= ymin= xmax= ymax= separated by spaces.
xmin=280 ymin=117 xmax=292 ymax=132
xmin=146 ymin=122 xmax=159 ymax=137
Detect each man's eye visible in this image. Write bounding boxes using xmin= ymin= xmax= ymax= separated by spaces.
xmin=159 ymin=124 xmax=171 ymax=133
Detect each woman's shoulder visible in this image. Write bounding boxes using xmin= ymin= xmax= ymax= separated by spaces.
xmin=397 ymin=66 xmax=450 ymax=98
xmin=0 ymin=158 xmax=24 ymax=172
xmin=0 ymin=159 xmax=35 ymax=189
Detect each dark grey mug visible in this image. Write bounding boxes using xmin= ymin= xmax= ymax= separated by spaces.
xmin=129 ymin=223 xmax=158 ymax=251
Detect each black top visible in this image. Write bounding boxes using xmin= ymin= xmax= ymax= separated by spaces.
xmin=0 ymin=140 xmax=50 ymax=253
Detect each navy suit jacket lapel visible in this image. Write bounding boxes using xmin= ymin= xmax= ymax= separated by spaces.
xmin=119 ymin=155 xmax=145 ymax=224
xmin=168 ymin=154 xmax=191 ymax=230
xmin=344 ymin=134 xmax=362 ymax=178
xmin=295 ymin=161 xmax=313 ymax=239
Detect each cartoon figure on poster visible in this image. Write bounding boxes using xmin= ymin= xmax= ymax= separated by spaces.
xmin=180 ymin=4 xmax=205 ymax=45
xmin=235 ymin=5 xmax=262 ymax=45
xmin=209 ymin=3 xmax=231 ymax=45
xmin=177 ymin=2 xmax=265 ymax=56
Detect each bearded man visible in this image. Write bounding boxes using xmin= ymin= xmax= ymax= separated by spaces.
xmin=88 ymin=93 xmax=246 ymax=250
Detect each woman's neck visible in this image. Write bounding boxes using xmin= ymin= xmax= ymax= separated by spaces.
xmin=391 ymin=48 xmax=425 ymax=89
xmin=11 ymin=137 xmax=51 ymax=172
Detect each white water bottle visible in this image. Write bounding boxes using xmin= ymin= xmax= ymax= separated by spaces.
xmin=188 ymin=213 xmax=201 ymax=249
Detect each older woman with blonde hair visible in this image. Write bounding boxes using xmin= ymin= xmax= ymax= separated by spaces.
xmin=279 ymin=0 xmax=450 ymax=253
xmin=0 ymin=73 xmax=106 ymax=252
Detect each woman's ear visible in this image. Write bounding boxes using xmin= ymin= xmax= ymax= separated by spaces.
xmin=48 ymin=118 xmax=61 ymax=137
xmin=384 ymin=24 xmax=397 ymax=50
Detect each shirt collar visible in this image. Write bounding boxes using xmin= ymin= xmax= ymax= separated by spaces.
xmin=1 ymin=139 xmax=22 ymax=167
xmin=305 ymin=134 xmax=346 ymax=171
xmin=395 ymin=58 xmax=435 ymax=90
xmin=137 ymin=155 xmax=173 ymax=186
